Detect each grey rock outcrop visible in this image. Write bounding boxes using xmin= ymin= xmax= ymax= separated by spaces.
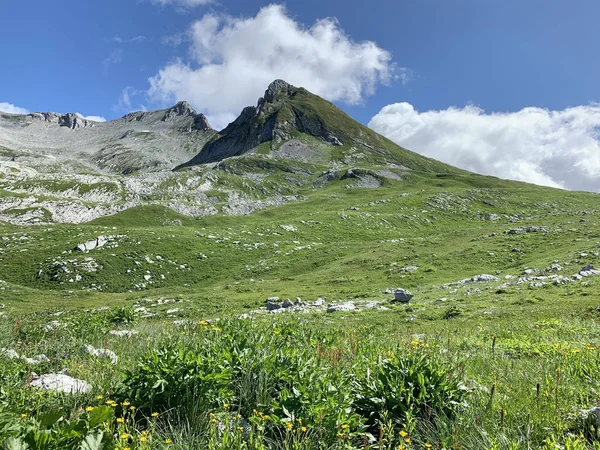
xmin=75 ymin=236 xmax=109 ymax=252
xmin=161 ymin=101 xmax=212 ymax=132
xmin=327 ymin=302 xmax=357 ymax=313
xmin=30 ymin=373 xmax=92 ymax=394
xmin=26 ymin=354 xmax=50 ymax=364
xmin=1 ymin=348 xmax=21 ymax=359
xmin=471 ymin=274 xmax=499 ymax=282
xmin=266 ymin=297 xmax=282 ymax=311
xmin=83 ymin=344 xmax=118 ymax=365
xmin=580 ymin=265 xmax=599 ymax=277
xmin=281 ymin=299 xmax=294 ymax=308
xmin=177 ymin=80 xmax=343 ymax=168
xmin=108 ymin=329 xmax=139 ymax=337
xmin=393 ymin=288 xmax=413 ymax=304
xmin=28 ymin=112 xmax=91 ymax=129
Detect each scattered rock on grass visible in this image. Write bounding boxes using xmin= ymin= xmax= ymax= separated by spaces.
xmin=26 ymin=354 xmax=50 ymax=364
xmin=30 ymin=373 xmax=91 ymax=394
xmin=327 ymin=302 xmax=357 ymax=313
xmin=109 ymin=330 xmax=139 ymax=337
xmin=312 ymin=297 xmax=325 ymax=306
xmin=580 ymin=265 xmax=599 ymax=277
xmin=84 ymin=344 xmax=118 ymax=365
xmin=471 ymin=274 xmax=499 ymax=282
xmin=393 ymin=288 xmax=413 ymax=304
xmin=1 ymin=348 xmax=21 ymax=359
xmin=282 ymin=299 xmax=294 ymax=308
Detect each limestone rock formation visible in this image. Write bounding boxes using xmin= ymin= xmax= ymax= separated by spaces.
xmin=30 ymin=373 xmax=92 ymax=394
xmin=176 ymin=80 xmax=344 ymax=167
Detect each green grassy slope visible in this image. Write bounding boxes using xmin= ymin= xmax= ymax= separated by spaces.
xmin=0 ymin=169 xmax=597 ymax=314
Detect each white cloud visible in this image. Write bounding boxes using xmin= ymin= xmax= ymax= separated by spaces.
xmin=75 ymin=113 xmax=106 ymax=122
xmin=117 ymin=87 xmax=132 ymax=111
xmin=149 ymin=0 xmax=212 ymax=9
xmin=103 ymin=49 xmax=123 ymax=67
xmin=112 ymin=35 xmax=146 ymax=44
xmin=148 ymin=4 xmax=397 ymax=129
xmin=368 ymin=102 xmax=600 ymax=192
xmin=0 ymin=102 xmax=29 ymax=115
xmin=161 ymin=32 xmax=186 ymax=47
xmin=113 ymin=87 xmax=147 ymax=114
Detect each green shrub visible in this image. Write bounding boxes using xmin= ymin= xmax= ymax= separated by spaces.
xmin=122 ymin=342 xmax=233 ymax=411
xmin=107 ymin=306 xmax=136 ymax=325
xmin=351 ymin=350 xmax=465 ymax=432
xmin=442 ymin=305 xmax=462 ymax=320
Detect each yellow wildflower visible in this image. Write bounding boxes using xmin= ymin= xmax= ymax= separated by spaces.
xmin=151 ymin=412 xmax=159 ymax=417
xmin=139 ymin=436 xmax=147 ymax=443
xmin=86 ymin=406 xmax=94 ymax=412
xmin=285 ymin=422 xmax=293 ymax=430
xmin=301 ymin=426 xmax=307 ymax=432
xmin=20 ymin=413 xmax=27 ymax=419
xmin=165 ymin=439 xmax=172 ymax=444
xmin=116 ymin=417 xmax=125 ymax=423
xmin=121 ymin=433 xmax=130 ymax=439
xmin=399 ymin=430 xmax=408 ymax=437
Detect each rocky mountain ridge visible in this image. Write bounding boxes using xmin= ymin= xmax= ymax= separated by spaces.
xmin=0 ymin=80 xmax=463 ymax=225
xmin=177 ymin=80 xmax=343 ymax=167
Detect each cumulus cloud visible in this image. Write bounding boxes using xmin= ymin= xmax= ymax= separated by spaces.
xmin=148 ymin=4 xmax=396 ymax=129
xmin=368 ymin=102 xmax=600 ymax=192
xmin=0 ymin=102 xmax=29 ymax=115
xmin=75 ymin=113 xmax=106 ymax=122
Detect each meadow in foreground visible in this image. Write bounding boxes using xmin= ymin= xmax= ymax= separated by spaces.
xmin=1 ymin=296 xmax=600 ymax=449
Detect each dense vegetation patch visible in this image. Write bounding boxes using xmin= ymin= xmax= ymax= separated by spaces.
xmin=1 ymin=308 xmax=600 ymax=449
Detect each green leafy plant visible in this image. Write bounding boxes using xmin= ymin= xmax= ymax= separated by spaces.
xmin=107 ymin=307 xmax=136 ymax=326
xmin=122 ymin=341 xmax=233 ymax=411
xmin=351 ymin=350 xmax=465 ymax=432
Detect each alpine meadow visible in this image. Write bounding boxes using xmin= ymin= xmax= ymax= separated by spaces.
xmin=1 ymin=75 xmax=600 ymax=450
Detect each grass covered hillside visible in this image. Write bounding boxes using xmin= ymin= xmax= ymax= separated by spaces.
xmin=2 ymin=169 xmax=600 ymax=449
xmin=1 ymin=82 xmax=600 ymax=449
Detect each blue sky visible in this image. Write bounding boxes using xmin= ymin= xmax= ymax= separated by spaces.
xmin=1 ymin=0 xmax=600 ymax=191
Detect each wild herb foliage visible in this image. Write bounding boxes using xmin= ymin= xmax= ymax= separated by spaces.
xmin=2 ymin=309 xmax=600 ymax=448
xmin=351 ymin=351 xmax=464 ymax=432
xmin=122 ymin=319 xmax=465 ymax=446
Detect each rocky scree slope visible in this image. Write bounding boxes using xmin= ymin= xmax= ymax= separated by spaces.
xmin=0 ymin=101 xmax=214 ymax=174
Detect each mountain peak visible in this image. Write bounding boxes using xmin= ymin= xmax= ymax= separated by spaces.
xmin=262 ymin=79 xmax=294 ymax=103
xmin=162 ymin=101 xmax=197 ymax=121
